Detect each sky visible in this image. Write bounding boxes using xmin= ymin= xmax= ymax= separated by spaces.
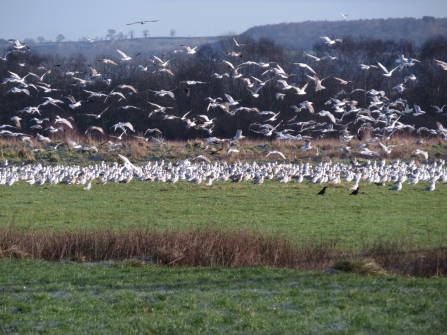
xmin=1 ymin=0 xmax=447 ymax=42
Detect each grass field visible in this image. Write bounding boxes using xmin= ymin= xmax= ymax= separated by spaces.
xmin=2 ymin=165 xmax=447 ymax=334
xmin=1 ymin=260 xmax=446 ymax=334
xmin=1 ymin=180 xmax=447 ymax=249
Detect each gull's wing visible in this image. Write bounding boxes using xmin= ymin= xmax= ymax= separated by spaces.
xmin=225 ymin=93 xmax=235 ymax=103
xmin=377 ymin=62 xmax=388 ymax=73
xmin=222 ymin=60 xmax=235 ymax=69
xmin=116 ymin=49 xmax=128 ymax=58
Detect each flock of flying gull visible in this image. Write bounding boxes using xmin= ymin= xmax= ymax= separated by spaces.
xmin=1 ymin=23 xmax=447 ymax=192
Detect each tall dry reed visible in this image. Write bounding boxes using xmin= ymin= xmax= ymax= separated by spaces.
xmin=1 ymin=227 xmax=446 ymax=277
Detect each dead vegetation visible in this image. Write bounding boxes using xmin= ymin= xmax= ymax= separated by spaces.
xmin=1 ymin=227 xmax=446 ymax=277
xmin=0 ymin=135 xmax=446 ymax=166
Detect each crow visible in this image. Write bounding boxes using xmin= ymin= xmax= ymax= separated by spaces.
xmin=317 ymin=186 xmax=327 ymax=195
xmin=349 ymin=186 xmax=359 ymax=195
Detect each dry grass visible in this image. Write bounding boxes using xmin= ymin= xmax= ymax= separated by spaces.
xmin=1 ymin=227 xmax=446 ymax=277
xmin=1 ymin=135 xmax=445 ymax=166
xmin=332 ymin=258 xmax=387 ymax=275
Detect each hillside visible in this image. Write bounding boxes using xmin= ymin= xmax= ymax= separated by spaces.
xmin=24 ymin=36 xmax=219 ymax=59
xmin=242 ymin=16 xmax=447 ymax=50
xmin=4 ymin=17 xmax=447 ymax=58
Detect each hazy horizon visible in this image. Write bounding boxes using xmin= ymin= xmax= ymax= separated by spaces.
xmin=1 ymin=0 xmax=446 ymax=43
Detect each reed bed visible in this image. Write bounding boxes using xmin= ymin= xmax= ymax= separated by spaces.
xmin=1 ymin=227 xmax=446 ymax=277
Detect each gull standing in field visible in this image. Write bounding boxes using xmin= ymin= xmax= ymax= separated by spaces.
xmin=389 ymin=182 xmax=402 ymax=191
xmin=424 ymin=181 xmax=436 ymax=191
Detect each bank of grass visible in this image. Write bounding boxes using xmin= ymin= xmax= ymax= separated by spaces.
xmin=0 ymin=260 xmax=446 ymax=334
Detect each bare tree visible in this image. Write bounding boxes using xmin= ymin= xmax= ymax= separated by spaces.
xmin=169 ymin=29 xmax=177 ymax=37
xmin=142 ymin=30 xmax=149 ymax=38
xmin=36 ymin=36 xmax=45 ymax=43
xmin=117 ymin=32 xmax=126 ymax=40
xmin=56 ymin=34 xmax=65 ymax=43
xmin=128 ymin=30 xmax=135 ymax=39
xmin=106 ymin=29 xmax=116 ymax=40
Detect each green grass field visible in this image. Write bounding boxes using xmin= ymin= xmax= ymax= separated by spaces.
xmin=1 ymin=180 xmax=447 ymax=248
xmin=2 ymin=179 xmax=447 ymax=334
xmin=1 ymin=260 xmax=446 ymax=334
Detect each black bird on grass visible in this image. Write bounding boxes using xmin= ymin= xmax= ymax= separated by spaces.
xmin=349 ymin=186 xmax=359 ymax=195
xmin=317 ymin=186 xmax=328 ymax=195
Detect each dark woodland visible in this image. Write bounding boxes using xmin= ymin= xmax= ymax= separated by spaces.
xmin=1 ymin=17 xmax=447 ymax=142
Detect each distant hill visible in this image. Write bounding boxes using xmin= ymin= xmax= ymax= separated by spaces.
xmin=9 ymin=36 xmax=219 ymax=59
xmin=242 ymin=16 xmax=447 ymax=50
xmin=4 ymin=17 xmax=447 ymax=58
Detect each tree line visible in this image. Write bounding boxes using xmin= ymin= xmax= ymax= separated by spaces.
xmin=1 ymin=34 xmax=447 ymax=141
